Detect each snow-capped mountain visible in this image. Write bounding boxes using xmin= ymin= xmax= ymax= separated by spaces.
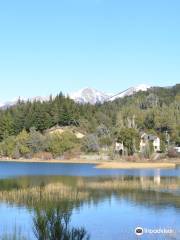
xmin=0 ymin=100 xmax=18 ymax=109
xmin=70 ymin=88 xmax=110 ymax=104
xmin=109 ymin=84 xmax=150 ymax=101
xmin=0 ymin=84 xmax=150 ymax=108
xmin=134 ymin=84 xmax=150 ymax=92
xmin=70 ymin=84 xmax=150 ymax=104
xmin=0 ymin=96 xmax=49 ymax=110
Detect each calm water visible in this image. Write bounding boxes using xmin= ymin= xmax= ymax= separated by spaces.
xmin=0 ymin=161 xmax=179 ymax=240
xmin=0 ymin=161 xmax=179 ymax=178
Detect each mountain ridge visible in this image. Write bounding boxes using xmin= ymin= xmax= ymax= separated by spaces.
xmin=0 ymin=84 xmax=153 ymax=108
xmin=70 ymin=84 xmax=150 ymax=104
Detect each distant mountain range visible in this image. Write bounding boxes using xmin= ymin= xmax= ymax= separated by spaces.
xmin=0 ymin=84 xmax=151 ymax=108
xmin=70 ymin=84 xmax=150 ymax=104
xmin=0 ymin=96 xmax=50 ymax=110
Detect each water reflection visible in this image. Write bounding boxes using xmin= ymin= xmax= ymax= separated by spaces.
xmin=0 ymin=175 xmax=179 ymax=209
xmin=33 ymin=201 xmax=89 ymax=240
xmin=0 ymin=175 xmax=179 ymax=239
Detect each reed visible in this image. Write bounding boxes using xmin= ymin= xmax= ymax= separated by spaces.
xmin=0 ymin=176 xmax=179 ymax=209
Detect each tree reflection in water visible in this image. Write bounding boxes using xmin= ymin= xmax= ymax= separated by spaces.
xmin=33 ymin=201 xmax=90 ymax=240
xmin=0 ymin=175 xmax=179 ymax=239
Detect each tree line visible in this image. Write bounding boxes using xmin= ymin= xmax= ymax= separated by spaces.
xmin=0 ymin=84 xmax=179 ymax=158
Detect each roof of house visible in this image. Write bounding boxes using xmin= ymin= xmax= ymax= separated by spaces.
xmin=141 ymin=133 xmax=159 ymax=141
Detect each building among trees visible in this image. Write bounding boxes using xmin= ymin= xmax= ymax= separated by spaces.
xmin=140 ymin=133 xmax=161 ymax=153
xmin=115 ymin=142 xmax=124 ymax=155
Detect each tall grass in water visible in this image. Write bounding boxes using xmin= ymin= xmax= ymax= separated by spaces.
xmin=0 ymin=177 xmax=179 ymax=209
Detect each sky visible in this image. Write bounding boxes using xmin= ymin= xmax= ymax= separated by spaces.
xmin=0 ymin=0 xmax=180 ymax=101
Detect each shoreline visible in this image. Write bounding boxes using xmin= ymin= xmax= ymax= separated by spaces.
xmin=96 ymin=162 xmax=177 ymax=169
xmin=0 ymin=158 xmax=99 ymax=164
xmin=0 ymin=157 xmax=179 ymax=169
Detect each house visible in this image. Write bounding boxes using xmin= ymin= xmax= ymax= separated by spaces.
xmin=174 ymin=146 xmax=180 ymax=153
xmin=115 ymin=142 xmax=124 ymax=155
xmin=140 ymin=133 xmax=160 ymax=153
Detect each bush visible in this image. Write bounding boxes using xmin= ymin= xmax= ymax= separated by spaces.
xmin=117 ymin=128 xmax=140 ymax=155
xmin=167 ymin=148 xmax=178 ymax=158
xmin=82 ymin=134 xmax=99 ymax=153
xmin=47 ymin=131 xmax=79 ymax=157
xmin=27 ymin=127 xmax=46 ymax=153
xmin=15 ymin=129 xmax=30 ymax=156
xmin=141 ymin=142 xmax=154 ymax=159
xmin=95 ymin=125 xmax=112 ymax=149
xmin=0 ymin=136 xmax=16 ymax=158
xmin=0 ymin=130 xmax=31 ymax=158
xmin=33 ymin=152 xmax=53 ymax=160
xmin=0 ymin=129 xmax=79 ymax=159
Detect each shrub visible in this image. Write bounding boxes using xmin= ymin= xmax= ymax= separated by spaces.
xmin=15 ymin=129 xmax=30 ymax=156
xmin=167 ymin=148 xmax=178 ymax=158
xmin=82 ymin=134 xmax=99 ymax=153
xmin=117 ymin=128 xmax=140 ymax=155
xmin=0 ymin=136 xmax=16 ymax=158
xmin=95 ymin=124 xmax=112 ymax=149
xmin=141 ymin=142 xmax=154 ymax=159
xmin=27 ymin=127 xmax=46 ymax=153
xmin=47 ymin=131 xmax=78 ymax=157
xmin=33 ymin=152 xmax=53 ymax=160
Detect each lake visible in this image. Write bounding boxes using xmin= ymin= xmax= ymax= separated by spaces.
xmin=0 ymin=161 xmax=179 ymax=240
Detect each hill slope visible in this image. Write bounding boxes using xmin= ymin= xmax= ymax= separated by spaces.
xmin=0 ymin=84 xmax=179 ymax=146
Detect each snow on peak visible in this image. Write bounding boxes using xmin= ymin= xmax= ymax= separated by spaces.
xmin=109 ymin=84 xmax=150 ymax=101
xmin=0 ymin=96 xmax=50 ymax=109
xmin=0 ymin=84 xmax=151 ymax=108
xmin=70 ymin=88 xmax=110 ymax=104
xmin=134 ymin=84 xmax=150 ymax=92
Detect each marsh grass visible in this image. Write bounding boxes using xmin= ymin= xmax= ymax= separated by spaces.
xmin=0 ymin=176 xmax=179 ymax=239
xmin=0 ymin=176 xmax=179 ymax=209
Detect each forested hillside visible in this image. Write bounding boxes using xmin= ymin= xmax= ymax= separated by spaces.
xmin=0 ymin=84 xmax=179 ymax=158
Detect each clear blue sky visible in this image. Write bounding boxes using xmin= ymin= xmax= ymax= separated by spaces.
xmin=0 ymin=0 xmax=180 ymax=101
